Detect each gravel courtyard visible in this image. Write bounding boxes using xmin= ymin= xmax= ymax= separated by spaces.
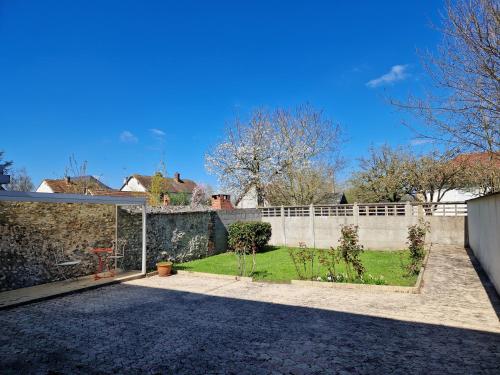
xmin=1 ymin=245 xmax=499 ymax=374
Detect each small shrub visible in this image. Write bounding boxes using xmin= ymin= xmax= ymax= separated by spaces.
xmin=338 ymin=225 xmax=365 ymax=280
xmin=318 ymin=246 xmax=340 ymax=281
xmin=228 ymin=221 xmax=272 ymax=253
xmin=405 ymin=219 xmax=430 ymax=275
xmin=288 ymin=242 xmax=316 ymax=280
xmin=168 ymin=192 xmax=190 ymax=206
xmin=228 ymin=221 xmax=271 ymax=276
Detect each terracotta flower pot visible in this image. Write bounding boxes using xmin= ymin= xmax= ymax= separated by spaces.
xmin=157 ymin=262 xmax=173 ymax=277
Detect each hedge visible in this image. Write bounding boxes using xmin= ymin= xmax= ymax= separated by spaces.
xmin=227 ymin=221 xmax=272 ymax=253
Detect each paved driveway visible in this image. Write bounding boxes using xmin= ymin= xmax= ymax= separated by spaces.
xmin=1 ymin=245 xmax=499 ymax=374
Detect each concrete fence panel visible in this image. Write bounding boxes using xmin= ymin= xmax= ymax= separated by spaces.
xmin=261 ymin=202 xmax=466 ymax=250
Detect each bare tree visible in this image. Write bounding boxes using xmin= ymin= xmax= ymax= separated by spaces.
xmin=62 ymin=155 xmax=104 ymax=194
xmin=393 ymin=0 xmax=499 ymax=154
xmin=7 ymin=168 xmax=35 ymax=192
xmin=265 ymin=165 xmax=336 ymax=205
xmin=407 ymin=151 xmax=467 ymax=202
xmin=348 ymin=145 xmax=414 ymax=203
xmin=205 ymin=105 xmax=342 ymax=206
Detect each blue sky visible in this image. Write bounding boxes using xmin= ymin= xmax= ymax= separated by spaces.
xmin=0 ymin=0 xmax=443 ymax=189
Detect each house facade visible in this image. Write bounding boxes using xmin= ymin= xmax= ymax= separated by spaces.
xmin=235 ymin=185 xmax=348 ymax=208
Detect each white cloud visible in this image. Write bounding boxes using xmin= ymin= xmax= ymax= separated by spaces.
xmin=150 ymin=128 xmax=165 ymax=137
xmin=119 ymin=130 xmax=138 ymax=143
xmin=410 ymin=138 xmax=433 ymax=146
xmin=366 ymin=65 xmax=409 ymax=88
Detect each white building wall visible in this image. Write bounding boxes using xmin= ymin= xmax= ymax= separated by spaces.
xmin=467 ymin=194 xmax=500 ymax=295
xmin=236 ymin=187 xmax=258 ymax=208
xmin=36 ymin=181 xmax=54 ymax=193
xmin=121 ymin=177 xmax=147 ymax=192
xmin=425 ymin=188 xmax=479 ymax=202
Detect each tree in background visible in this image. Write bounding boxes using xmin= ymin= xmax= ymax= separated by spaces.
xmin=348 ymin=145 xmax=414 ymax=202
xmin=61 ymin=154 xmax=104 ymax=194
xmin=7 ymin=168 xmax=35 ymax=192
xmin=393 ymin=0 xmax=499 ymax=155
xmin=458 ymin=153 xmax=500 ymax=194
xmin=0 ymin=151 xmax=13 ymax=172
xmin=265 ymin=164 xmax=336 ymax=205
xmin=205 ymin=104 xmax=342 ymax=206
xmin=407 ymin=151 xmax=467 ymax=202
xmin=149 ymin=171 xmax=167 ymax=206
xmin=190 ymin=184 xmax=212 ymax=208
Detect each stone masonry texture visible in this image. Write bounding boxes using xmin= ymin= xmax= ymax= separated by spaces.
xmin=1 ymin=202 xmax=261 ymax=291
xmin=0 ymin=201 xmax=115 ymax=292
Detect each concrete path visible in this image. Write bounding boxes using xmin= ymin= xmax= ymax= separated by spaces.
xmin=1 ymin=245 xmax=499 ymax=374
xmin=0 ymin=271 xmax=143 ymax=309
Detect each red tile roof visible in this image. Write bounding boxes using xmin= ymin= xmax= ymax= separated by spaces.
xmin=43 ymin=176 xmax=112 ymax=193
xmin=453 ymin=152 xmax=500 ymax=167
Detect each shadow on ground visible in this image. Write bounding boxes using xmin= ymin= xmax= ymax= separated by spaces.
xmin=465 ymin=246 xmax=500 ymax=320
xmin=1 ymin=283 xmax=499 ymax=374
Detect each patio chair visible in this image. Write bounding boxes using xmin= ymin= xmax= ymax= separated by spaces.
xmin=54 ymin=246 xmax=82 ymax=280
xmin=109 ymin=239 xmax=127 ymax=276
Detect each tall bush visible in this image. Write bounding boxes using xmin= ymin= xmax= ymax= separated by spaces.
xmin=405 ymin=219 xmax=430 ymax=275
xmin=337 ymin=225 xmax=365 ymax=280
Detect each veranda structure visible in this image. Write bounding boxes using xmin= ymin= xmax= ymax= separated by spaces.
xmin=0 ymin=190 xmax=148 ymax=275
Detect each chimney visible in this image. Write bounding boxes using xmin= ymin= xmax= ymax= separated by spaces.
xmin=211 ymin=194 xmax=234 ymax=210
xmin=65 ymin=176 xmax=71 ymax=184
xmin=174 ymin=172 xmax=181 ymax=183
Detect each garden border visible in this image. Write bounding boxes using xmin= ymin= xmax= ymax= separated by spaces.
xmin=170 ymin=245 xmax=432 ymax=293
xmin=290 ymin=245 xmax=431 ymax=294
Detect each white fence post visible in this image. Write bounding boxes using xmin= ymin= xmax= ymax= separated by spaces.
xmin=353 ymin=202 xmax=359 ymax=225
xmin=281 ymin=205 xmax=286 ymax=246
xmin=310 ymin=204 xmax=316 ymax=248
xmin=405 ymin=202 xmax=412 ymax=217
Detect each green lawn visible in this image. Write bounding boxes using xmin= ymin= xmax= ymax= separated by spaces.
xmin=177 ymin=247 xmax=417 ymax=286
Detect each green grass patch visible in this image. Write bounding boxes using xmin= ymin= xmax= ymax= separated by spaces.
xmin=177 ymin=247 xmax=417 ymax=286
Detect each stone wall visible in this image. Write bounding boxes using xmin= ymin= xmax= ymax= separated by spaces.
xmin=0 ymin=203 xmax=262 ymax=291
xmin=0 ymin=201 xmax=115 ymax=292
xmin=117 ymin=208 xmax=261 ymax=271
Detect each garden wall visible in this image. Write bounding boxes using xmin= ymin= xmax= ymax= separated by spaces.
xmin=0 ymin=202 xmax=261 ymax=291
xmin=0 ymin=201 xmax=115 ymax=292
xmin=117 ymin=208 xmax=261 ymax=271
xmin=263 ymin=206 xmax=466 ymax=250
xmin=467 ymin=193 xmax=500 ymax=294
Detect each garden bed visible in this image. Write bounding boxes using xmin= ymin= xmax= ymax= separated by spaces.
xmin=177 ymin=246 xmax=420 ymax=287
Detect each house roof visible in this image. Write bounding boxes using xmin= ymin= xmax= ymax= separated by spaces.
xmin=316 ymin=192 xmax=348 ymax=204
xmin=87 ymin=189 xmax=149 ymax=198
xmin=123 ymin=174 xmax=196 ymax=193
xmin=41 ymin=176 xmax=112 ymax=194
xmin=453 ymin=152 xmax=500 ymax=167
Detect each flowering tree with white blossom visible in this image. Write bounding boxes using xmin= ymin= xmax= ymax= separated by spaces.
xmin=205 ymin=105 xmax=342 ymax=205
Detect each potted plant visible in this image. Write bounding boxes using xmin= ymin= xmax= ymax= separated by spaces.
xmin=156 ymin=251 xmax=173 ymax=277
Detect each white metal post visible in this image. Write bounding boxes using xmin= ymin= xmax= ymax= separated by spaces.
xmin=309 ymin=204 xmax=316 ymax=248
xmin=281 ymin=205 xmax=286 ymax=246
xmin=141 ymin=204 xmax=147 ymax=275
